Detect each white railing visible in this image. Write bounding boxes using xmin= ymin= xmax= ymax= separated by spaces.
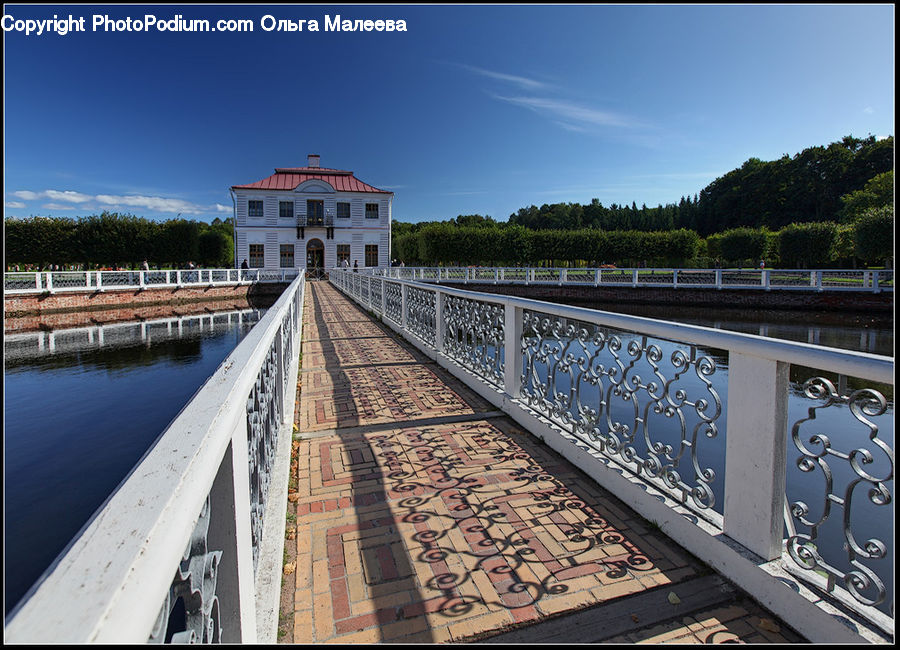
xmin=4 ymin=309 xmax=265 ymax=361
xmin=374 ymin=266 xmax=894 ymax=293
xmin=3 ymin=268 xmax=300 ymax=295
xmin=330 ymin=268 xmax=894 ymax=643
xmin=4 ymin=274 xmax=306 ymax=643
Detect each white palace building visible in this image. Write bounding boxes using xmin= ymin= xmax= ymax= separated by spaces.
xmin=230 ymin=154 xmax=393 ymax=273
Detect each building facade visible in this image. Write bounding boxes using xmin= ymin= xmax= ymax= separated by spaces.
xmin=230 ymin=154 xmax=392 ymax=272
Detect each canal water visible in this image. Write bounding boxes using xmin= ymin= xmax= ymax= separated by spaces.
xmin=3 ymin=307 xmax=265 ymax=616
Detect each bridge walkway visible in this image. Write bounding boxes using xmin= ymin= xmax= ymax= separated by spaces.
xmin=279 ymin=281 xmax=805 ymax=643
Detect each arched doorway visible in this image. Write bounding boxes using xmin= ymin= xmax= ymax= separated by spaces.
xmin=306 ymin=239 xmax=325 ymax=280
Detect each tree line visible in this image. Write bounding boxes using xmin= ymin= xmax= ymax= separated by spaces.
xmin=504 ymin=135 xmax=892 ymax=235
xmin=393 ymin=206 xmax=892 ymax=269
xmin=392 ymin=134 xmax=893 ymax=268
xmin=4 ymin=212 xmax=233 ymax=270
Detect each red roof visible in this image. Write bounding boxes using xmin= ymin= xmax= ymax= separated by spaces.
xmin=231 ymin=166 xmax=391 ymax=194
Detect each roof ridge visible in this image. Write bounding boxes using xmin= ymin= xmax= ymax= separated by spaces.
xmin=274 ymin=166 xmax=352 ymax=174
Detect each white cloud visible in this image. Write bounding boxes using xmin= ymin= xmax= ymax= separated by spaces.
xmin=863 ymin=106 xmax=875 ymax=114
xmin=491 ymin=94 xmax=640 ymax=129
xmin=95 ymin=194 xmax=204 ymax=214
xmin=11 ymin=188 xmax=236 ymax=216
xmin=44 ymin=189 xmax=92 ymax=203
xmin=458 ymin=64 xmax=549 ymax=91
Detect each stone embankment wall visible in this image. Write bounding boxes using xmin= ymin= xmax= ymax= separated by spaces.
xmin=4 ymin=283 xmax=289 ymax=321
xmin=440 ymin=283 xmax=894 ymax=313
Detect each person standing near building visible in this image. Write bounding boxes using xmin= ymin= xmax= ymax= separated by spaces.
xmin=353 ymin=260 xmax=359 ymax=272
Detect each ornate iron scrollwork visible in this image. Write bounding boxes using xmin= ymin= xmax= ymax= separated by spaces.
xmin=384 ymin=282 xmax=403 ymax=325
xmin=246 ymin=343 xmax=282 ymax=571
xmin=442 ymin=294 xmax=505 ymax=387
xmin=520 ymin=310 xmax=722 ymax=511
xmin=406 ymin=286 xmax=436 ymax=346
xmin=149 ymin=497 xmax=223 ymax=643
xmin=786 ymin=377 xmax=893 ymax=609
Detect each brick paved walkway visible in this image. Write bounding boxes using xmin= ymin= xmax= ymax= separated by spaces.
xmin=279 ymin=281 xmax=804 ymax=644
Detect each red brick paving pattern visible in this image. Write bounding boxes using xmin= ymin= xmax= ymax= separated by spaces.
xmin=284 ymin=281 xmax=802 ymax=644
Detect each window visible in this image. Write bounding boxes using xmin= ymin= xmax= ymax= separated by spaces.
xmin=280 ymin=244 xmax=294 ymax=268
xmin=337 ymin=202 xmax=351 ymax=219
xmin=249 ymin=244 xmax=265 ymax=268
xmin=248 ymin=200 xmax=263 ymax=218
xmin=336 ymin=244 xmax=350 ymax=265
xmin=307 ymin=200 xmax=324 ymax=226
xmin=365 ymin=244 xmax=379 ymax=267
xmin=279 ymin=201 xmax=294 ymax=219
xmin=365 ymin=203 xmax=379 ymax=219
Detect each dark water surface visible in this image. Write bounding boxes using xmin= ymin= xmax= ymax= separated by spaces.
xmin=3 ymin=309 xmax=264 ymax=616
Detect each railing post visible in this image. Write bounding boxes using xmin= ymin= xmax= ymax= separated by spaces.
xmin=401 ymin=284 xmax=408 ymax=330
xmin=815 ymin=270 xmax=823 ymax=291
xmin=434 ymin=291 xmax=444 ymax=354
xmin=723 ymin=353 xmax=789 ymax=560
xmin=494 ymin=268 xmax=499 ymax=284
xmin=380 ymin=278 xmax=386 ymax=316
xmin=97 ymin=271 xmax=103 ymax=290
xmin=559 ymin=269 xmax=566 ymax=286
xmin=632 ymin=269 xmax=639 ymax=287
xmin=366 ymin=276 xmax=372 ymax=311
xmin=35 ymin=272 xmax=42 ymax=291
xmin=873 ymin=271 xmax=881 ymax=293
xmin=503 ymin=303 xmax=523 ymax=400
xmin=672 ymin=269 xmax=678 ymax=289
xmin=762 ymin=269 xmax=770 ymax=291
xmin=176 ymin=270 xmax=182 ymax=286
xmin=139 ymin=271 xmax=146 ymax=289
xmin=45 ymin=272 xmax=53 ymax=293
xmin=715 ymin=268 xmax=723 ymax=289
xmin=594 ymin=268 xmax=600 ymax=286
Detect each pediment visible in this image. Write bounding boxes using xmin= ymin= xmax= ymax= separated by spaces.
xmin=294 ymin=179 xmax=335 ymax=194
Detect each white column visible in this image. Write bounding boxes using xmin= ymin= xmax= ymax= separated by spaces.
xmin=434 ymin=291 xmax=444 ymax=354
xmin=503 ymin=303 xmax=524 ymax=400
xmin=723 ymin=353 xmax=789 ymax=560
xmin=400 ymin=284 xmax=408 ymax=330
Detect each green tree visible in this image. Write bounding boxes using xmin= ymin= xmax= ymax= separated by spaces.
xmin=718 ymin=227 xmax=769 ymax=265
xmin=777 ymin=222 xmax=839 ymax=268
xmin=198 ymin=228 xmax=233 ymax=267
xmin=853 ymin=206 xmax=894 ymax=267
xmin=838 ymin=170 xmax=894 ymax=220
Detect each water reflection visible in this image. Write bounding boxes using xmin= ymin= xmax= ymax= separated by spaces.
xmin=576 ymin=302 xmax=893 ymax=357
xmin=3 ymin=307 xmax=264 ymax=616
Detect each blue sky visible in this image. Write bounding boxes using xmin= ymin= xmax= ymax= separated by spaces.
xmin=2 ymin=4 xmax=894 ymax=224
